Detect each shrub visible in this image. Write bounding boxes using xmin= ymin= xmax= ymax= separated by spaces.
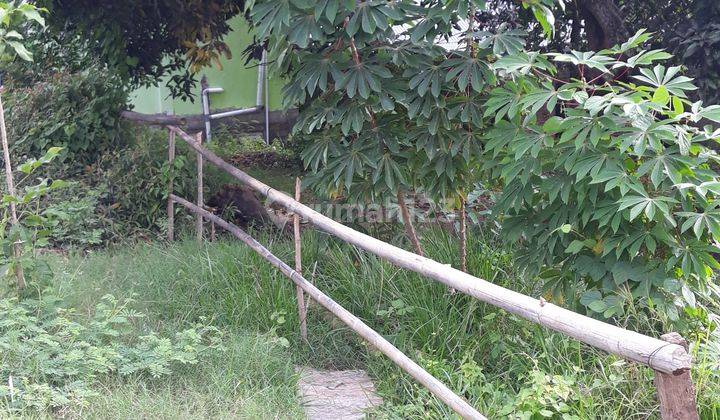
xmin=483 ymin=30 xmax=720 ymax=322
xmin=99 ymin=128 xmax=195 ymax=238
xmin=43 ymin=183 xmax=108 ymax=248
xmin=0 ymin=293 xmax=223 ymax=414
xmin=4 ymin=63 xmax=128 ymax=175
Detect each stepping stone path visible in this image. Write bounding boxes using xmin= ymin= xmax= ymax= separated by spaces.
xmin=297 ymin=367 xmax=383 ymax=419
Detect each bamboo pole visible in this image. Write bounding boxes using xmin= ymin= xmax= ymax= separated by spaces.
xmin=167 ymin=129 xmax=176 ymax=241
xmin=397 ymin=190 xmax=424 ymax=256
xmin=167 ymin=125 xmax=692 ymax=375
xmin=295 ymin=177 xmax=308 ymax=341
xmin=170 ymin=193 xmax=485 ymax=420
xmin=0 ymin=91 xmax=25 ymax=289
xmin=195 ymin=132 xmax=203 ymax=244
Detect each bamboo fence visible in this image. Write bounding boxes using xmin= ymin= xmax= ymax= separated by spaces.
xmin=164 ymin=125 xmax=698 ymax=419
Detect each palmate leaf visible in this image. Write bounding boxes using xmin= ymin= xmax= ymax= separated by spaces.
xmin=288 ymin=13 xmax=325 ymax=48
xmin=548 ymin=50 xmax=615 ymax=73
xmin=604 ymin=29 xmax=651 ymax=55
xmin=406 ymin=62 xmax=445 ymax=97
xmin=617 ymin=194 xmax=677 ymax=225
xmin=314 ymin=0 xmax=343 ymax=21
xmin=326 ymin=137 xmax=376 ymax=189
xmin=518 ymin=81 xmax=572 ymax=119
xmin=483 ymin=81 xmax=524 ymax=122
xmin=635 ymin=150 xmax=690 ymax=187
xmin=475 ymin=28 xmax=526 ymax=56
xmin=443 ymin=55 xmax=495 ymax=93
xmin=385 ymin=41 xmax=439 ymax=67
xmin=677 ymin=208 xmax=720 ymax=240
xmin=251 ymin=0 xmax=291 ymax=38
xmin=346 ymin=1 xmax=395 ymax=36
xmin=336 ymin=62 xmax=392 ymax=99
xmin=510 ymin=128 xmax=551 ymax=159
xmin=618 ymin=118 xmax=675 ymax=156
xmin=448 ymin=94 xmax=484 ymax=126
xmin=372 ymin=152 xmax=407 ymax=192
xmin=405 ymin=93 xmax=439 ymax=119
xmin=300 ymin=134 xmax=340 ymax=172
xmin=620 ymin=49 xmax=673 ymax=68
xmin=667 ymin=240 xmax=720 ymax=279
xmin=557 ymin=115 xmax=613 ymax=149
xmin=493 ymin=51 xmax=554 ymax=75
xmin=569 ymin=152 xmax=612 ymax=182
xmin=337 ymin=104 xmax=368 ymax=135
xmin=632 ymin=65 xmax=697 ymax=98
xmin=295 ymin=56 xmax=343 ymax=95
xmin=590 ymin=167 xmax=645 ymax=197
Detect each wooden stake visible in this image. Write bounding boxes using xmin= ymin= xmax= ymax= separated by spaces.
xmin=397 ymin=190 xmax=424 ymax=256
xmin=295 ymin=177 xmax=308 ymax=341
xmin=170 ymin=193 xmax=485 ymax=420
xmin=196 ymin=132 xmax=203 ymax=244
xmin=167 ymin=129 xmax=176 ymax=241
xmin=168 ymin=125 xmax=693 ymax=376
xmin=654 ymin=333 xmax=699 ymax=420
xmin=0 ymin=91 xmax=25 ymax=289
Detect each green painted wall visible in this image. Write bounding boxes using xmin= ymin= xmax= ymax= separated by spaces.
xmin=130 ymin=17 xmax=284 ymax=115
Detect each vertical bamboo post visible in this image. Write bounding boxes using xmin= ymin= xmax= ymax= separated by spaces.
xmin=0 ymin=89 xmax=25 ymax=289
xmin=295 ymin=177 xmax=308 ymax=341
xmin=196 ymin=132 xmax=204 ymax=244
xmin=167 ymin=128 xmax=176 ymax=241
xmin=210 ymin=221 xmax=216 ymax=242
xmin=459 ymin=198 xmax=467 ymax=273
xmin=397 ymin=190 xmax=424 ymax=256
xmin=654 ymin=333 xmax=699 ymax=420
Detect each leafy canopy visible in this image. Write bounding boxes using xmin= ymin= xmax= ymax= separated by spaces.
xmin=485 ymin=29 xmax=720 ymax=320
xmin=250 ymin=1 xmax=720 ymax=321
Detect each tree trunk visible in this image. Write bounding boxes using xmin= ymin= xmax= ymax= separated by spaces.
xmin=579 ymin=0 xmax=629 ymax=51
xmin=0 ymin=92 xmax=25 ymax=289
xmin=397 ymin=190 xmax=424 ymax=256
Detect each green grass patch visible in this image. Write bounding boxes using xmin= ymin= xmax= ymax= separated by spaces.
xmin=30 ymin=228 xmax=720 ymax=418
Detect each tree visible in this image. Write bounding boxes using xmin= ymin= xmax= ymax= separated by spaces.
xmin=475 ymin=0 xmax=720 ymax=103
xmin=41 ymin=0 xmax=247 ymax=99
xmin=251 ymin=1 xmax=720 ymax=323
xmin=250 ymin=0 xmax=559 ymax=260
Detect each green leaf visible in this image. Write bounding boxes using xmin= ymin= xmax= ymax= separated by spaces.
xmin=588 ymin=300 xmax=607 ymax=313
xmin=651 ymin=85 xmax=670 ymax=105
xmin=6 ymin=40 xmax=32 ymax=61
xmin=565 ymin=240 xmax=585 ymax=254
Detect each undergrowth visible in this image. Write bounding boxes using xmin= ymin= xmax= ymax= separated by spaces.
xmin=47 ymin=228 xmax=719 ymax=419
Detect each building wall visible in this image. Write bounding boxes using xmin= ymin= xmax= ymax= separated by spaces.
xmin=129 ymin=16 xmax=285 ymax=115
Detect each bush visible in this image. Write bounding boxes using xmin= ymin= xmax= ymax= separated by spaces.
xmin=4 ymin=62 xmax=128 ymax=175
xmin=0 ymin=293 xmax=223 ymax=414
xmin=43 ymin=183 xmax=109 ymax=248
xmin=100 ymin=128 xmax=195 ymax=237
xmin=482 ymin=31 xmax=720 ymax=324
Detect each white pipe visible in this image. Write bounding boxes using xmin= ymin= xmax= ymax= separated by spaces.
xmin=264 ymin=51 xmax=270 ymax=145
xmin=202 ymin=87 xmax=224 ymax=142
xmin=209 ymin=106 xmax=262 ymax=120
xmin=256 ymin=50 xmax=266 ymax=107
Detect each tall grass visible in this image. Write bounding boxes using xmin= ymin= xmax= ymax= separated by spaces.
xmin=52 ymin=227 xmax=719 ymax=419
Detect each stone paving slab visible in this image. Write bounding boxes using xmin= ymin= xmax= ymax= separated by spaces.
xmin=297 ymin=367 xmax=383 ymax=419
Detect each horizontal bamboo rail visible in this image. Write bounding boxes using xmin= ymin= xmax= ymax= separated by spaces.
xmin=170 ymin=193 xmax=485 ymax=420
xmin=168 ymin=125 xmax=691 ymax=375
